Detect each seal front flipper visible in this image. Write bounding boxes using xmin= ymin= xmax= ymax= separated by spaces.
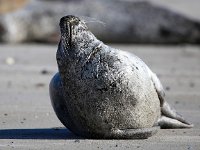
xmin=150 ymin=71 xmax=165 ymax=106
xmin=49 ymin=73 xmax=64 ymax=107
xmin=49 ymin=72 xmax=77 ymax=131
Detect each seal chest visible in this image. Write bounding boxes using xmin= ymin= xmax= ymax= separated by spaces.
xmin=50 ymin=15 xmax=193 ymax=139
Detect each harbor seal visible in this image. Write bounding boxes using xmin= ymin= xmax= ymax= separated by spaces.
xmin=49 ymin=15 xmax=193 ymax=139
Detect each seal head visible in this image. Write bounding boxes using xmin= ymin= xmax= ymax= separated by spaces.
xmin=59 ymin=15 xmax=81 ymax=48
xmin=57 ymin=15 xmax=102 ymax=74
xmin=59 ymin=15 xmax=99 ymax=55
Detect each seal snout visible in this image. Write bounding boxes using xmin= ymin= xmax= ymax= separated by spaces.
xmin=59 ymin=15 xmax=80 ymax=28
xmin=59 ymin=15 xmax=90 ymax=48
xmin=59 ymin=15 xmax=81 ymax=46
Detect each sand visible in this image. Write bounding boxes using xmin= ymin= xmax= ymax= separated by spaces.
xmin=0 ymin=44 xmax=200 ymax=149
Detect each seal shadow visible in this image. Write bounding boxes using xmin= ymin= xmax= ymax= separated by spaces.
xmin=0 ymin=128 xmax=82 ymax=140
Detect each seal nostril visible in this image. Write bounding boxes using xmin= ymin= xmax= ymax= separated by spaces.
xmin=59 ymin=15 xmax=80 ymax=26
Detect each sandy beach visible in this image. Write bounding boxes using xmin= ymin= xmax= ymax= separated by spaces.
xmin=0 ymin=44 xmax=199 ymax=149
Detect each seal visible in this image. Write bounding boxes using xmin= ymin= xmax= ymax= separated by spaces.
xmin=49 ymin=15 xmax=193 ymax=139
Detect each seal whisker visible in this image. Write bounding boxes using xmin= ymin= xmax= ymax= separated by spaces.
xmin=84 ymin=20 xmax=106 ymax=27
xmin=79 ymin=16 xmax=106 ymax=27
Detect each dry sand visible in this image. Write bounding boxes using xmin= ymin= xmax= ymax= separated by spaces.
xmin=0 ymin=44 xmax=200 ymax=149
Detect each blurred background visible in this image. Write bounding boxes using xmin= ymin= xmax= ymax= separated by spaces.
xmin=0 ymin=0 xmax=200 ymax=43
xmin=0 ymin=0 xmax=200 ymax=149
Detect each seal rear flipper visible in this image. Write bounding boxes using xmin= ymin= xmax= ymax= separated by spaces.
xmin=150 ymin=70 xmax=193 ymax=127
xmin=158 ymin=116 xmax=193 ymax=129
xmin=104 ymin=126 xmax=159 ymax=139
xmin=161 ymin=101 xmax=193 ymax=126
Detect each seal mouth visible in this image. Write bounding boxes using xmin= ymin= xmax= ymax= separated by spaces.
xmin=59 ymin=15 xmax=80 ymax=47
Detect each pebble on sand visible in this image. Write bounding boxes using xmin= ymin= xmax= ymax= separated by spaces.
xmin=5 ymin=57 xmax=15 ymax=65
